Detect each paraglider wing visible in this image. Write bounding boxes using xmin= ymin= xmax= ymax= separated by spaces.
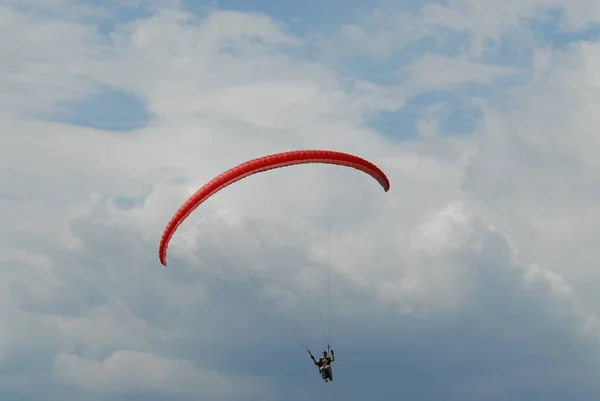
xmin=158 ymin=150 xmax=390 ymax=266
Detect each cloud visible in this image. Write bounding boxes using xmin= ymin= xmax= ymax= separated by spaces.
xmin=52 ymin=350 xmax=263 ymax=396
xmin=3 ymin=0 xmax=600 ymax=400
xmin=403 ymin=54 xmax=522 ymax=90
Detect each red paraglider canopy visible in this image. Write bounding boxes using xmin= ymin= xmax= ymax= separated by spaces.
xmin=158 ymin=150 xmax=390 ymax=266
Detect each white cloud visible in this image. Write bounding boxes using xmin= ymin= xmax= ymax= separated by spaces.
xmin=403 ymin=54 xmax=522 ymax=90
xmin=53 ymin=349 xmax=264 ymax=396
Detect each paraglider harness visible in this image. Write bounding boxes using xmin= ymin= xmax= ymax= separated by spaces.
xmin=309 ymin=346 xmax=335 ymax=383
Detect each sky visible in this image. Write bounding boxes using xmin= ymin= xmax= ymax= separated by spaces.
xmin=3 ymin=0 xmax=600 ymax=400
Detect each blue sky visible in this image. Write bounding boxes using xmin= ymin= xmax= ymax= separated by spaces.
xmin=52 ymin=1 xmax=600 ymax=139
xmin=54 ymin=0 xmax=598 ymax=136
xmin=3 ymin=0 xmax=600 ymax=400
